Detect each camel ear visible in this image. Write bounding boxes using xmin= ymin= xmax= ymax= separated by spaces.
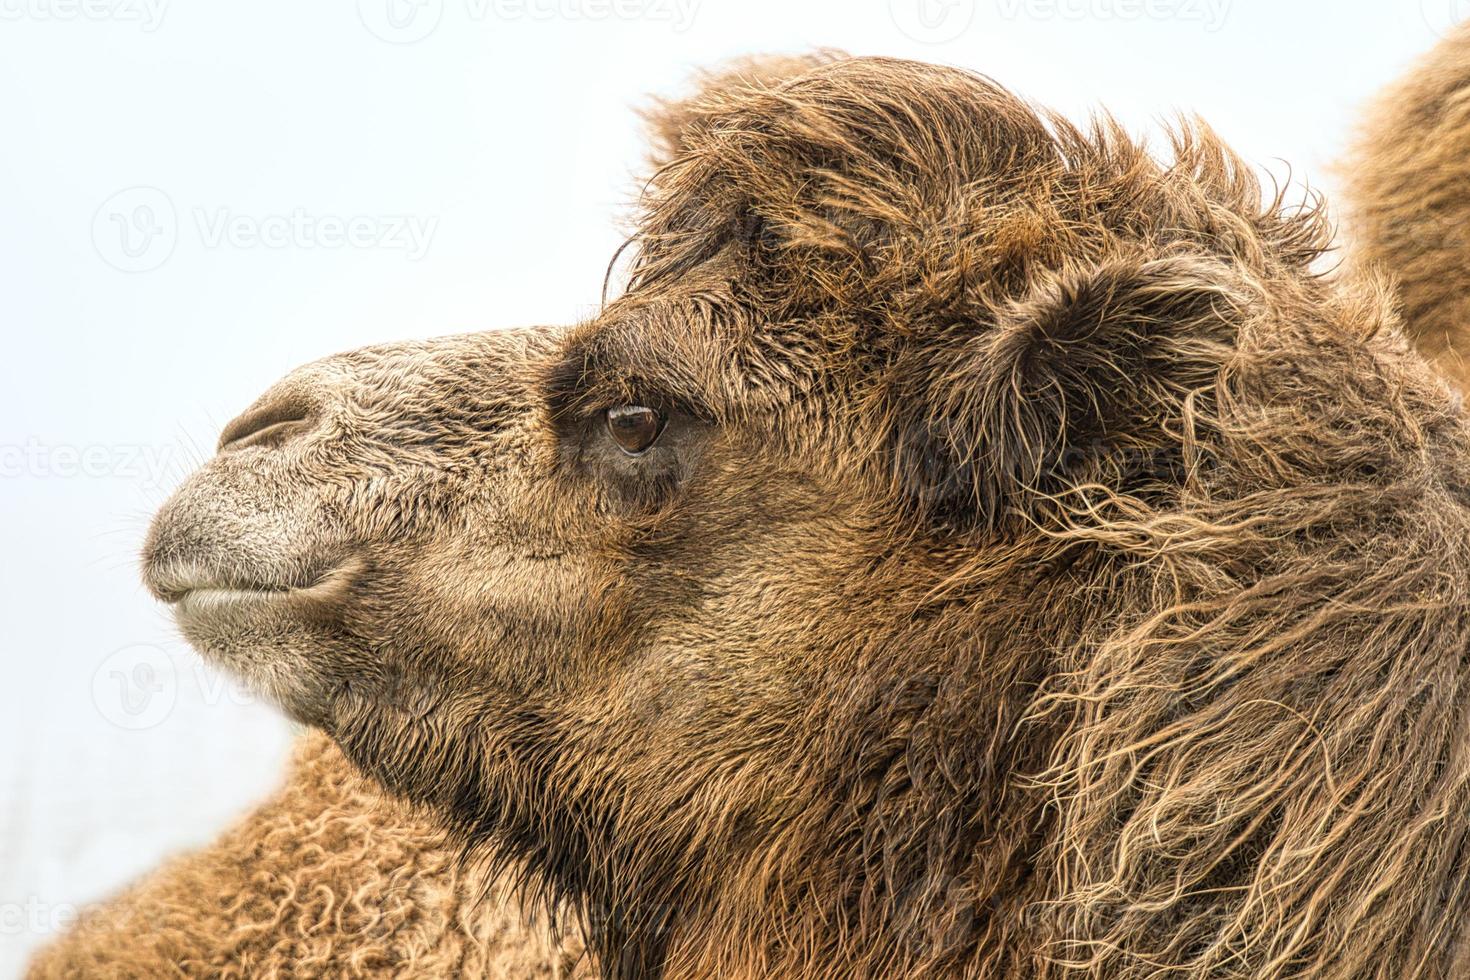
xmin=894 ymin=255 xmax=1249 ymax=529
xmin=641 ymin=52 xmax=846 ymax=172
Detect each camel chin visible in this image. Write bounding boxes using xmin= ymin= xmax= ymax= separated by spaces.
xmin=143 ymin=522 xmax=351 ymax=726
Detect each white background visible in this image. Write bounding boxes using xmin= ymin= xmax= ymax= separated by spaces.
xmin=0 ymin=0 xmax=1460 ymax=973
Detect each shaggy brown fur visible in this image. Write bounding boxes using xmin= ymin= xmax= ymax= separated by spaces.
xmin=27 ymin=733 xmax=586 ymax=978
xmin=88 ymin=52 xmax=1470 ymax=980
xmin=1345 ymin=22 xmax=1470 ymax=389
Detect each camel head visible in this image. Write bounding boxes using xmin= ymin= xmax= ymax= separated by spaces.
xmin=142 ymin=55 xmax=1470 ymax=979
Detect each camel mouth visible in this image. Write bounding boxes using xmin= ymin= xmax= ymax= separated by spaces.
xmin=173 ymin=584 xmax=304 ymax=621
xmin=151 ymin=557 xmax=365 ymax=624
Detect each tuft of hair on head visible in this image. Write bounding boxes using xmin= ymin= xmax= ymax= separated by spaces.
xmin=638 ymin=50 xmax=849 ymax=174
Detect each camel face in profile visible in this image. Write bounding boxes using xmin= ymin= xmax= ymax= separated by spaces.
xmin=142 ymin=308 xmax=870 ymax=792
xmin=143 ymin=302 xmax=933 ymax=976
xmin=142 ymin=55 xmax=1470 ymax=980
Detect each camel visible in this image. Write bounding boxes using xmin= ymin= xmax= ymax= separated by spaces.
xmin=34 ymin=40 xmax=1470 ymax=980
xmin=26 ymin=732 xmax=586 ymax=978
xmin=1343 ymin=22 xmax=1470 ymax=391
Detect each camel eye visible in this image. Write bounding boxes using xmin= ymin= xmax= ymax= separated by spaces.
xmin=605 ymin=405 xmax=665 ymax=455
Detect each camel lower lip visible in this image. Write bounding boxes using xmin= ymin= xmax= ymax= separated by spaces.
xmin=163 ymin=558 xmax=364 ymax=625
xmin=174 ymin=586 xmax=295 ymax=615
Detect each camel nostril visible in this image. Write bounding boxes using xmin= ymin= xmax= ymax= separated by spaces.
xmin=218 ymin=395 xmax=318 ymax=453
